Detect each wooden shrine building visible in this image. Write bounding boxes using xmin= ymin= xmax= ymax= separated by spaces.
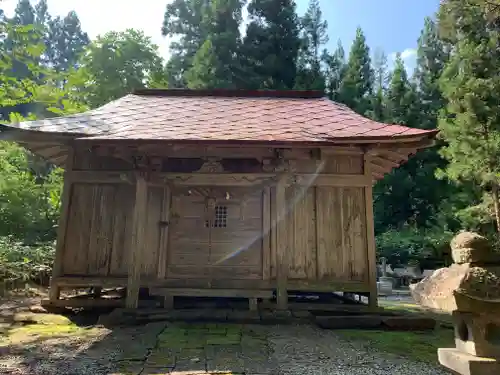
xmin=0 ymin=89 xmax=437 ymax=310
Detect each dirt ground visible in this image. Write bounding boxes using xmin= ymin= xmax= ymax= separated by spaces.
xmin=0 ymin=291 xmax=450 ymax=375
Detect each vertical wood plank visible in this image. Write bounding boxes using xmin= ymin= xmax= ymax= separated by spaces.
xmin=109 ymin=185 xmax=134 ymax=276
xmin=364 ymin=153 xmax=378 ymax=308
xmin=142 ymin=187 xmax=162 ymax=277
xmin=314 ymin=186 xmax=321 ymax=281
xmin=49 ymin=147 xmax=74 ymax=301
xmin=262 ymin=187 xmax=271 ymax=280
xmin=275 ymin=175 xmax=288 ymax=310
xmin=288 ymin=187 xmax=316 ymax=279
xmin=270 ymin=187 xmax=277 ymax=278
xmin=126 ymin=174 xmax=148 ymax=309
xmin=351 ymin=187 xmax=368 ymax=282
xmin=157 ymin=186 xmax=172 ymax=279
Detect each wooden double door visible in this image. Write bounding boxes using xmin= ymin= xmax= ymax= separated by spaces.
xmin=167 ymin=191 xmax=264 ymax=280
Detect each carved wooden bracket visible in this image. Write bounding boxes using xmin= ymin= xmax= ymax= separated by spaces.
xmin=197 ymin=157 xmax=225 ymax=173
xmin=262 ymin=158 xmax=298 ymax=173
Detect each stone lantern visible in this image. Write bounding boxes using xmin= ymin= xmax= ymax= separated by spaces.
xmin=410 ymin=231 xmax=500 ymax=375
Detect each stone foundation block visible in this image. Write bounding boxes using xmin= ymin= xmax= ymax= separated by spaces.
xmin=438 ymin=348 xmax=500 ymax=375
xmin=453 ymin=311 xmax=500 ymax=360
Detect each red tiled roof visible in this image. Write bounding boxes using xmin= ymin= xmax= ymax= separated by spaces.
xmin=12 ymin=89 xmax=437 ymax=144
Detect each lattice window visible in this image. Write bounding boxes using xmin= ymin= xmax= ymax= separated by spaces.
xmin=205 ymin=205 xmax=228 ymax=228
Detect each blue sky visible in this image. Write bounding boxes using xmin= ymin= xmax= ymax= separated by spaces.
xmin=3 ymin=0 xmax=441 ymax=72
xmin=297 ymin=0 xmax=442 ymax=72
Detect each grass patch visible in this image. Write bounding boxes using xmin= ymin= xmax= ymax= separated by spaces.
xmin=336 ymin=328 xmax=454 ymax=364
xmin=380 ymin=300 xmax=454 ymax=327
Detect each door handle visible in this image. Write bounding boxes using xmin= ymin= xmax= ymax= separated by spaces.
xmin=158 ymin=220 xmax=169 ymax=227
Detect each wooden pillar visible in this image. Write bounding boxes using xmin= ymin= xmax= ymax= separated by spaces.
xmin=363 ymin=153 xmax=378 ymax=309
xmin=158 ymin=186 xmax=172 ymax=309
xmin=157 ymin=186 xmax=171 ymax=279
xmin=275 ymin=175 xmax=289 ymax=310
xmin=49 ymin=147 xmax=75 ymax=302
xmin=126 ymin=173 xmax=148 ymax=309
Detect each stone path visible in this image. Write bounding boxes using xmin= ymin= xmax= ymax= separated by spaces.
xmin=1 ymin=320 xmax=450 ymax=375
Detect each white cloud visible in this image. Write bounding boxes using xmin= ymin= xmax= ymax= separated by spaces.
xmin=401 ymin=48 xmax=417 ymax=60
xmin=389 ymin=48 xmax=417 ymax=73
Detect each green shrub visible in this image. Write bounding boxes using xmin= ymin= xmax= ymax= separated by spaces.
xmin=0 ymin=236 xmax=55 ymax=285
xmin=376 ymin=225 xmax=454 ymax=268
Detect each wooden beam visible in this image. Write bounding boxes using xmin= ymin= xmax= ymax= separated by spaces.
xmin=87 ymin=144 xmax=317 ymax=160
xmin=126 ymin=173 xmax=149 ymax=309
xmin=363 ymin=153 xmax=378 ymax=309
xmin=69 ymin=170 xmax=372 ymax=187
xmin=0 ymin=129 xmax=75 ymax=144
xmin=297 ymin=174 xmax=370 ymax=187
xmin=275 ymin=175 xmax=289 ymax=310
xmin=371 ymin=156 xmax=400 ymax=169
xmin=376 ymin=149 xmax=412 ymax=163
xmin=149 ymin=288 xmax=272 ymax=299
xmin=262 ymin=187 xmax=271 ymax=280
xmin=367 ymin=137 xmax=436 ymax=152
xmin=53 ymin=275 xmax=370 ymax=292
xmin=42 ymin=298 xmax=124 ymax=309
xmin=49 ymin=146 xmax=75 ymax=302
xmin=159 ymin=173 xmax=274 ymax=187
xmin=68 ymin=170 xmax=134 ymax=184
xmin=370 ymin=163 xmax=391 ymax=175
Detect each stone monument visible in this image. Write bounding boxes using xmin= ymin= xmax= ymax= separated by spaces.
xmin=410 ymin=231 xmax=500 ymax=374
xmin=377 ymin=257 xmax=393 ymax=296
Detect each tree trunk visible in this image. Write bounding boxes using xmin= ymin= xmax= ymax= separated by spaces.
xmin=492 ymin=185 xmax=500 ymax=233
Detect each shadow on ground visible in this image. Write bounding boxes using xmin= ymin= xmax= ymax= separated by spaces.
xmin=1 ymin=299 xmax=275 ymax=375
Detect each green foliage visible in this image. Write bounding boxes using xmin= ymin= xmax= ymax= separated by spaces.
xmin=162 ymin=0 xmax=209 ymax=88
xmin=0 ymin=8 xmax=87 ymax=286
xmin=0 ymin=142 xmax=62 ymax=242
xmin=80 ymin=29 xmax=165 ymax=108
xmin=241 ymin=0 xmax=301 ymax=89
xmin=376 ymin=226 xmax=454 ymax=268
xmin=437 ymin=0 xmax=500 ymax=232
xmin=294 ymin=0 xmax=328 ymax=90
xmin=322 ymin=40 xmax=346 ymax=101
xmin=186 ymin=0 xmax=244 ymax=89
xmin=339 ymin=28 xmax=373 ymax=114
xmin=0 ymin=237 xmax=55 ymax=284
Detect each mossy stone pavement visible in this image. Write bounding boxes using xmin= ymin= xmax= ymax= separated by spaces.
xmin=111 ymin=322 xmax=272 ymax=375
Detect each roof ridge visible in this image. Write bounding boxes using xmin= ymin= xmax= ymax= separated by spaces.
xmin=131 ymin=88 xmax=326 ymax=99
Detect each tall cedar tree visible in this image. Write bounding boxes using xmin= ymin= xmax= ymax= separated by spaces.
xmin=294 ymin=0 xmax=328 ymax=90
xmin=373 ymin=56 xmax=421 ymax=231
xmin=339 ymin=27 xmax=373 ymax=114
xmin=438 ymin=0 xmax=500 ymax=232
xmin=45 ymin=10 xmax=89 ymax=71
xmin=7 ymin=0 xmax=88 ymax=72
xmin=322 ymin=40 xmax=346 ymax=102
xmin=374 ymin=46 xmax=453 ymax=232
xmin=411 ymin=17 xmax=467 ymax=231
xmin=1 ymin=0 xmax=85 ymax=117
xmin=369 ymin=48 xmax=388 ymax=121
xmin=185 ymin=0 xmax=244 ymax=88
xmin=162 ymin=0 xmax=209 ymax=88
xmin=242 ymin=0 xmax=300 ymax=89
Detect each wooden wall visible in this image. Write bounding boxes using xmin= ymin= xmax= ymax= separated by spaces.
xmin=62 ymin=183 xmax=171 ymax=279
xmin=58 ymin=146 xmax=373 ymax=295
xmin=269 ymin=186 xmax=368 ymax=283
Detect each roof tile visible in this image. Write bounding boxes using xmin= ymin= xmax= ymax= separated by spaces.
xmin=10 ymin=90 xmax=437 ymax=143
